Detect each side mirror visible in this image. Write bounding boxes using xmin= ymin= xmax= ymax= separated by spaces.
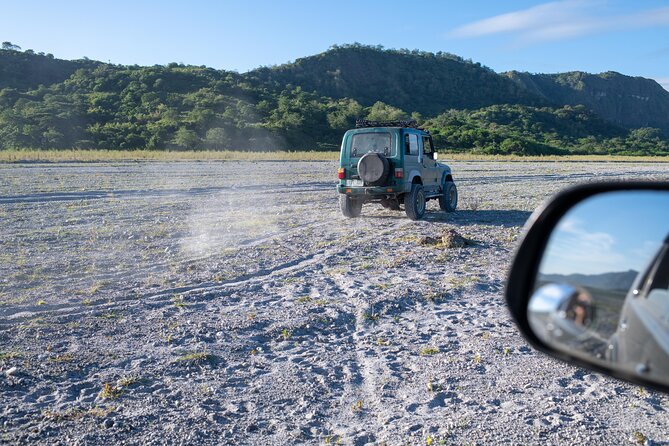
xmin=506 ymin=182 xmax=669 ymax=392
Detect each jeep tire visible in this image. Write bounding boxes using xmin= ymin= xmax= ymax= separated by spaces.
xmin=340 ymin=195 xmax=363 ymax=218
xmin=439 ymin=181 xmax=458 ymax=212
xmin=405 ymin=184 xmax=426 ymax=220
xmin=357 ymin=153 xmax=389 ymax=186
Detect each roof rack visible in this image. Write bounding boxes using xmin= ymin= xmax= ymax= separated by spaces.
xmin=355 ymin=119 xmax=419 ymax=129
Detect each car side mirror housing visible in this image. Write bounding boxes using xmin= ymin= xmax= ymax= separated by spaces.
xmin=506 ymin=182 xmax=669 ymax=392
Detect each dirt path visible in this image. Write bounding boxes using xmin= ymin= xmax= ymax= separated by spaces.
xmin=1 ymin=160 xmax=669 ymax=445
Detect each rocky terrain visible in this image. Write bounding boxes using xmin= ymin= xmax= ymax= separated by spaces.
xmin=1 ymin=160 xmax=669 ymax=445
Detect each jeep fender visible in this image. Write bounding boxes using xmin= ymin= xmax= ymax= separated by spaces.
xmin=441 ymin=171 xmax=454 ymax=184
xmin=404 ymin=170 xmax=423 ymax=193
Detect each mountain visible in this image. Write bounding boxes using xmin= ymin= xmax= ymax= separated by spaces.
xmin=0 ymin=49 xmax=99 ymax=91
xmin=539 ymin=270 xmax=639 ymax=292
xmin=246 ymin=44 xmax=545 ymax=115
xmin=505 ymin=71 xmax=669 ymax=133
xmin=0 ymin=44 xmax=668 ymax=154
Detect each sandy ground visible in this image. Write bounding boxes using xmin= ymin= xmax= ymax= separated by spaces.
xmin=1 ymin=160 xmax=669 ymax=445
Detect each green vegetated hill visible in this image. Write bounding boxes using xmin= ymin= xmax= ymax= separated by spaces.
xmin=505 ymin=70 xmax=669 ymax=133
xmin=1 ymin=43 xmax=668 ymax=155
xmin=247 ymin=45 xmax=546 ymax=115
xmin=0 ymin=49 xmax=99 ymax=91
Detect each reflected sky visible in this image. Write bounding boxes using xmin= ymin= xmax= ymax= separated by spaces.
xmin=529 ymin=283 xmax=575 ymax=313
xmin=540 ymin=191 xmax=669 ymax=276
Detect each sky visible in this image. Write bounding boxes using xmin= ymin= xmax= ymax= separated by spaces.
xmin=539 ymin=191 xmax=669 ymax=276
xmin=2 ymin=0 xmax=669 ymax=89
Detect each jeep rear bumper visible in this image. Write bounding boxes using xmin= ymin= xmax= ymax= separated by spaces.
xmin=336 ymin=184 xmax=403 ymax=198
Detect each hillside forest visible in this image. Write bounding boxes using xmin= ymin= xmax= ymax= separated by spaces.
xmin=1 ymin=42 xmax=669 ymax=155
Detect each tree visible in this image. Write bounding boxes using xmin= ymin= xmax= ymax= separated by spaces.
xmin=204 ymin=127 xmax=231 ymax=150
xmin=365 ymin=101 xmax=408 ymax=121
xmin=630 ymin=127 xmax=662 ymax=142
xmin=172 ymin=128 xmax=200 ymax=150
xmin=1 ymin=41 xmax=21 ymax=51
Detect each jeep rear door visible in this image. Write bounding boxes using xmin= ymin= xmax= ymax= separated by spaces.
xmin=403 ymin=131 xmax=421 ymax=186
xmin=420 ymin=135 xmax=440 ymax=192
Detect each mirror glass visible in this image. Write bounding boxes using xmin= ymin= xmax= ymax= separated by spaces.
xmin=529 ymin=190 xmax=669 ymax=386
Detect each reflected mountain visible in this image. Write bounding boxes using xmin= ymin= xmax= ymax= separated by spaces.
xmin=539 ymin=270 xmax=639 ymax=292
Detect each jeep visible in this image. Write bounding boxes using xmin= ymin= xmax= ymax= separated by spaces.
xmin=337 ymin=120 xmax=458 ymax=220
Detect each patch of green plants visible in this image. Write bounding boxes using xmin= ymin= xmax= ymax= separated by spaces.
xmin=0 ymin=351 xmax=22 ymax=361
xmin=97 ymin=311 xmax=121 ymax=320
xmin=631 ymin=431 xmax=648 ymax=445
xmin=174 ymin=350 xmax=213 ymax=365
xmin=117 ymin=375 xmax=142 ymax=388
xmin=363 ymin=311 xmax=380 ymax=323
xmin=98 ymin=382 xmax=123 ymax=400
xmin=172 ymin=295 xmax=188 ymax=308
xmin=49 ymin=353 xmax=75 ymax=363
xmin=444 ymin=275 xmax=478 ymax=290
xmin=42 ymin=406 xmax=111 ymax=422
xmin=426 ymin=377 xmax=444 ymax=393
xmin=351 ymin=400 xmax=364 ymax=412
xmin=324 ymin=433 xmax=343 ymax=445
xmin=420 ymin=347 xmax=440 ymax=356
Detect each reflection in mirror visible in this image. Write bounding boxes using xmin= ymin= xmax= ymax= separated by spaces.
xmin=528 ymin=191 xmax=669 ymax=386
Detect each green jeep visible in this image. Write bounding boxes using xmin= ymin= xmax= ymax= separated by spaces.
xmin=337 ymin=120 xmax=457 ymax=220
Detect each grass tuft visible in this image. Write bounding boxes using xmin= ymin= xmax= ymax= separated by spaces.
xmin=98 ymin=382 xmax=123 ymax=400
xmin=175 ymin=350 xmax=213 ymax=365
xmin=420 ymin=347 xmax=440 ymax=356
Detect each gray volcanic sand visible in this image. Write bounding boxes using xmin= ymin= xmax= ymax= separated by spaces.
xmin=1 ymin=160 xmax=669 ymax=445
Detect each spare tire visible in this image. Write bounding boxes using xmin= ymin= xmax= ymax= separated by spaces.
xmin=357 ymin=153 xmax=389 ymax=186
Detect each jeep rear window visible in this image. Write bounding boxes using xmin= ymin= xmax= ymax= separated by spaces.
xmin=350 ymin=133 xmax=393 ymax=157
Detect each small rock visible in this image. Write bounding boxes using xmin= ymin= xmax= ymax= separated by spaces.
xmin=418 ymin=236 xmax=440 ymax=245
xmin=5 ymin=367 xmax=18 ymax=377
xmin=103 ymin=418 xmax=114 ymax=429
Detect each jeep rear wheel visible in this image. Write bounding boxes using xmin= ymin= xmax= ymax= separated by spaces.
xmin=357 ymin=153 xmax=390 ymax=186
xmin=405 ymin=184 xmax=426 ymax=220
xmin=340 ymin=195 xmax=362 ymax=218
xmin=439 ymin=181 xmax=458 ymax=212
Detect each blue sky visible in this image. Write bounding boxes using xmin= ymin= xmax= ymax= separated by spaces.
xmin=2 ymin=1 xmax=669 ymax=89
xmin=540 ymin=191 xmax=669 ymax=275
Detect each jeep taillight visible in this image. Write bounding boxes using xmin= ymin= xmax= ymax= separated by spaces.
xmin=394 ymin=168 xmax=404 ymax=178
xmin=338 ymin=167 xmax=345 ymax=179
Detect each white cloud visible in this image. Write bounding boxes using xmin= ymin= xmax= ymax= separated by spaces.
xmin=451 ymin=1 xmax=588 ymax=38
xmin=450 ymin=1 xmax=669 ymax=44
xmin=540 ymin=217 xmax=626 ymax=275
xmin=540 ymin=218 xmax=663 ymax=276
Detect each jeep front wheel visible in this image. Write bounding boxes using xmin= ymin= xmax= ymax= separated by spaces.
xmin=340 ymin=195 xmax=362 ymax=218
xmin=439 ymin=181 xmax=458 ymax=212
xmin=405 ymin=184 xmax=426 ymax=220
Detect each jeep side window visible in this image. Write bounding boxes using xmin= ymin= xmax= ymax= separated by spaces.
xmin=405 ymin=134 xmax=410 ymax=154
xmin=422 ymin=136 xmax=433 ymax=155
xmin=407 ymin=134 xmax=418 ymax=156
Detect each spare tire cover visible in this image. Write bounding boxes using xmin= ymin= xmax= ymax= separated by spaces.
xmin=357 ymin=153 xmax=389 ymax=185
